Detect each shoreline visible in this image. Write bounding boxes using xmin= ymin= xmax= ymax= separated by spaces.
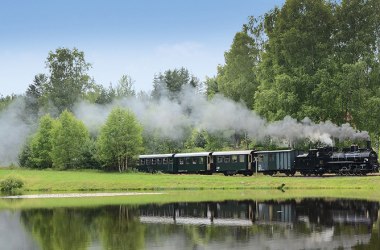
xmin=1 ymin=192 xmax=164 ymax=199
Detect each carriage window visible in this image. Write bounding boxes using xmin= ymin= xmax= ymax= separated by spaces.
xmin=269 ymin=154 xmax=274 ymax=161
xmin=140 ymin=159 xmax=145 ymax=165
xmin=146 ymin=159 xmax=151 ymax=165
xmin=217 ymin=156 xmax=223 ymax=163
xmin=192 ymin=158 xmax=197 ymax=164
xmin=179 ymin=159 xmax=184 ymax=165
xmin=169 ymin=158 xmax=173 ymax=164
xmin=186 ymin=157 xmax=191 ymax=164
xmin=152 ymin=159 xmax=156 ymax=165
xmin=239 ymin=155 xmax=245 ymax=162
xmin=199 ymin=157 xmax=204 ymax=164
xmin=232 ymin=155 xmax=238 ymax=162
xmin=157 ymin=158 xmax=162 ymax=165
xmin=163 ymin=158 xmax=168 ymax=164
xmin=258 ymin=155 xmax=264 ymax=162
xmin=224 ymin=156 xmax=230 ymax=163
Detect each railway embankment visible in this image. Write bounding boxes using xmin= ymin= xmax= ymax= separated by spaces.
xmin=1 ymin=168 xmax=379 ymax=192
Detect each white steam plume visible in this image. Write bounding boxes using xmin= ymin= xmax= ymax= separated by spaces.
xmin=0 ymin=86 xmax=370 ymax=166
xmin=0 ymin=98 xmax=33 ymax=166
xmin=74 ymin=86 xmax=369 ymax=145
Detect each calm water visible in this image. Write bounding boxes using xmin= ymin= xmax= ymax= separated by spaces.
xmin=1 ymin=198 xmax=379 ymax=250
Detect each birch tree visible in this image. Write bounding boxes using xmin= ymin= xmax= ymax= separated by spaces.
xmin=97 ymin=107 xmax=143 ymax=172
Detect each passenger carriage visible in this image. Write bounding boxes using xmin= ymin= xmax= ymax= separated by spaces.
xmin=212 ymin=150 xmax=255 ymax=176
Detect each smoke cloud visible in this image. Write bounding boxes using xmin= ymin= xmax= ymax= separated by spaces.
xmin=0 ymin=87 xmax=369 ymax=166
xmin=0 ymin=98 xmax=34 ymax=166
xmin=74 ymin=86 xmax=369 ymax=146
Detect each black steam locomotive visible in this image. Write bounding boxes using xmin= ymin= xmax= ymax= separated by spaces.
xmin=295 ymin=141 xmax=379 ymax=176
xmin=138 ymin=141 xmax=379 ymax=176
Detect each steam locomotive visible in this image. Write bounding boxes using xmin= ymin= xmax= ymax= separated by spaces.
xmin=138 ymin=141 xmax=379 ymax=176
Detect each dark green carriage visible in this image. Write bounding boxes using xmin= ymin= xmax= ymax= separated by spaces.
xmin=173 ymin=152 xmax=212 ymax=174
xmin=212 ymin=150 xmax=255 ymax=176
xmin=255 ymin=150 xmax=297 ymax=176
xmin=139 ymin=154 xmax=175 ymax=173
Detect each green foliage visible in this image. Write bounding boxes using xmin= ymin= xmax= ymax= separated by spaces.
xmin=253 ymin=0 xmax=380 ymax=140
xmin=204 ymin=131 xmax=231 ymax=151
xmin=97 ymin=107 xmax=144 ymax=172
xmin=24 ymin=74 xmax=48 ymax=120
xmin=185 ymin=130 xmax=207 ymax=149
xmin=45 ymin=47 xmax=91 ymax=113
xmin=0 ymin=176 xmax=24 ymax=191
xmin=51 ymin=110 xmax=90 ymax=169
xmin=115 ymin=75 xmax=136 ymax=98
xmin=152 ymin=67 xmax=199 ymax=100
xmin=216 ymin=30 xmax=260 ymax=108
xmin=18 ymin=139 xmax=32 ymax=168
xmin=79 ymin=139 xmax=102 ymax=169
xmin=28 ymin=114 xmax=55 ymax=168
xmin=0 ymin=94 xmax=16 ymax=112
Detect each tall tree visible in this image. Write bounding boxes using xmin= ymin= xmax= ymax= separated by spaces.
xmin=25 ymin=74 xmax=48 ymax=120
xmin=254 ymin=0 xmax=335 ymax=121
xmin=51 ymin=110 xmax=90 ymax=169
xmin=45 ymin=47 xmax=91 ymax=113
xmin=97 ymin=107 xmax=143 ymax=172
xmin=216 ymin=28 xmax=260 ymax=108
xmin=28 ymin=114 xmax=55 ymax=168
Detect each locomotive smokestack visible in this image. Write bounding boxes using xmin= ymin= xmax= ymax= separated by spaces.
xmin=366 ymin=140 xmax=372 ymax=149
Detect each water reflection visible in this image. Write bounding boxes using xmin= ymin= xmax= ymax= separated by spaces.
xmin=1 ymin=198 xmax=379 ymax=250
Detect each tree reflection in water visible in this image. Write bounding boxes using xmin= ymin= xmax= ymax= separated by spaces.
xmin=17 ymin=199 xmax=380 ymax=250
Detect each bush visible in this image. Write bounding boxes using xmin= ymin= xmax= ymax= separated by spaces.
xmin=0 ymin=176 xmax=24 ymax=192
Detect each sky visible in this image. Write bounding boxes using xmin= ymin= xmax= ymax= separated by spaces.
xmin=0 ymin=0 xmax=285 ymax=96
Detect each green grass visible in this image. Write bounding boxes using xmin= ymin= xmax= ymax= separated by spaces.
xmin=1 ymin=168 xmax=379 ymax=192
xmin=1 ymin=168 xmax=380 ymax=210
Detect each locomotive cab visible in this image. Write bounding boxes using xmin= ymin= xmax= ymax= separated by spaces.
xmin=294 ymin=148 xmax=331 ymax=176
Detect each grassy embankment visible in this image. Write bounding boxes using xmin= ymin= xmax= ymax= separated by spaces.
xmin=1 ymin=168 xmax=380 ymax=191
xmin=1 ymin=168 xmax=380 ymax=209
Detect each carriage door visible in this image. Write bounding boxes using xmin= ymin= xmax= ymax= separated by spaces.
xmin=248 ymin=154 xmax=252 ymax=170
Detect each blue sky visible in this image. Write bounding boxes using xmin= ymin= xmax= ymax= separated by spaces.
xmin=0 ymin=0 xmax=284 ymax=96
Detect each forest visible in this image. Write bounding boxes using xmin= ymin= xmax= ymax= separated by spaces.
xmin=0 ymin=0 xmax=379 ymax=171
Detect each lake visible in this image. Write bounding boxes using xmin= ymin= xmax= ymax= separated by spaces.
xmin=0 ymin=197 xmax=379 ymax=249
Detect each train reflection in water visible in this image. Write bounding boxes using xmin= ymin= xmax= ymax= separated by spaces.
xmin=139 ymin=199 xmax=378 ymax=227
xmin=139 ymin=199 xmax=379 ymax=249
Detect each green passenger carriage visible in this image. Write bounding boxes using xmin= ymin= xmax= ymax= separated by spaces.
xmin=139 ymin=154 xmax=175 ymax=173
xmin=212 ymin=150 xmax=255 ymax=176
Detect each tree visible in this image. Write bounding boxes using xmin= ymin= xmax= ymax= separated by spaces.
xmin=254 ymin=0 xmax=335 ymax=121
xmin=45 ymin=47 xmax=91 ymax=113
xmin=51 ymin=110 xmax=90 ymax=169
xmin=216 ymin=29 xmax=260 ymax=108
xmin=335 ymin=0 xmax=380 ymax=64
xmin=24 ymin=74 xmax=48 ymax=121
xmin=204 ymin=76 xmax=219 ymax=99
xmin=97 ymin=107 xmax=143 ymax=172
xmin=151 ymin=67 xmax=199 ymax=100
xmin=28 ymin=114 xmax=55 ymax=168
xmin=115 ymin=75 xmax=136 ymax=98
